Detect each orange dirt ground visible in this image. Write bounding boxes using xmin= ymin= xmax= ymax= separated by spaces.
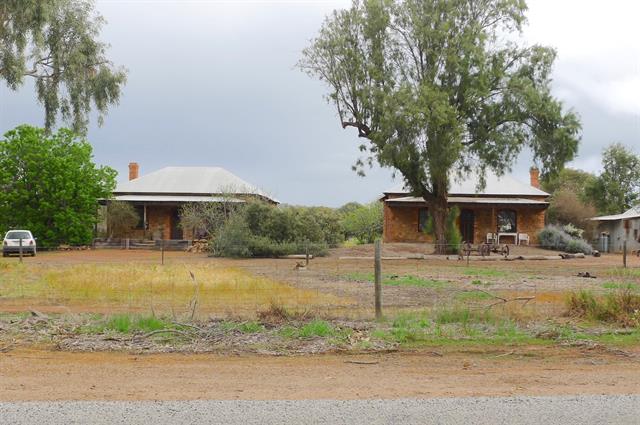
xmin=1 ymin=347 xmax=639 ymax=401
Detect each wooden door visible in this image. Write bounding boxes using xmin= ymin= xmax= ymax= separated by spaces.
xmin=460 ymin=209 xmax=475 ymax=243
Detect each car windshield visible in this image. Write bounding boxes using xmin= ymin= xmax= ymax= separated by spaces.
xmin=5 ymin=231 xmax=31 ymax=239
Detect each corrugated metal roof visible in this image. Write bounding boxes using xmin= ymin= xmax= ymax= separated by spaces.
xmin=591 ymin=206 xmax=640 ymax=221
xmin=113 ymin=195 xmax=245 ymax=203
xmin=383 ymin=171 xmax=549 ymax=197
xmin=386 ymin=196 xmax=549 ymax=205
xmin=114 ymin=167 xmax=278 ymax=203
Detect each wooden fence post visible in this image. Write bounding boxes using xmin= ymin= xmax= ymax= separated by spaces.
xmin=374 ymin=239 xmax=382 ymax=320
xmin=623 ymin=240 xmax=627 ymax=268
xmin=19 ymin=238 xmax=23 ymax=263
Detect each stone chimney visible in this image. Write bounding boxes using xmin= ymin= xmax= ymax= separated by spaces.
xmin=128 ymin=162 xmax=139 ymax=181
xmin=529 ymin=167 xmax=540 ymax=189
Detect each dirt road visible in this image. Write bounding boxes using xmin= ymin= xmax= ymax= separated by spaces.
xmin=1 ymin=347 xmax=638 ymax=401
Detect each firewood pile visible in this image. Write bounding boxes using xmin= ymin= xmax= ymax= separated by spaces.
xmin=187 ymin=239 xmax=209 ymax=253
xmin=58 ymin=245 xmax=90 ymax=251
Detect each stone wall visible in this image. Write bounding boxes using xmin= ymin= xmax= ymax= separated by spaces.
xmin=383 ymin=202 xmax=547 ymax=245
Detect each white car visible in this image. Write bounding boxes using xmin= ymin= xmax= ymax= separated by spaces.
xmin=2 ymin=230 xmax=37 ymax=257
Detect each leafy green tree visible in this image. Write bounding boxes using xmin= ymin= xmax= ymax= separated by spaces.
xmin=541 ymin=168 xmax=597 ymax=204
xmin=585 ymin=143 xmax=640 ymax=215
xmin=0 ymin=0 xmax=127 ymax=133
xmin=341 ymin=201 xmax=383 ymax=243
xmin=0 ymin=125 xmax=116 ymax=245
xmin=300 ymin=0 xmax=581 ymax=253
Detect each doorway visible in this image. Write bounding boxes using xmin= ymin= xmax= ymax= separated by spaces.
xmin=170 ymin=208 xmax=183 ymax=240
xmin=460 ymin=209 xmax=475 ymax=243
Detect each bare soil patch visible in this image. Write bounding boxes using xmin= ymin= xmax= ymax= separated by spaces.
xmin=1 ymin=347 xmax=639 ymax=401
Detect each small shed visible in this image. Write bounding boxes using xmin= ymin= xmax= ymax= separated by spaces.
xmin=591 ymin=206 xmax=640 ymax=253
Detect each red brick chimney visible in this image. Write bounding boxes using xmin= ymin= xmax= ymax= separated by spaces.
xmin=529 ymin=167 xmax=540 ymax=189
xmin=128 ymin=162 xmax=139 ymax=181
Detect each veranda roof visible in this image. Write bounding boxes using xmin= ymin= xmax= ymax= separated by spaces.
xmin=385 ymin=196 xmax=549 ymax=206
xmin=114 ymin=166 xmax=278 ymax=203
xmin=383 ymin=171 xmax=549 ymax=197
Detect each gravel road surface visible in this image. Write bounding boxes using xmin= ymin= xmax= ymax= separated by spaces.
xmin=1 ymin=395 xmax=638 ymax=424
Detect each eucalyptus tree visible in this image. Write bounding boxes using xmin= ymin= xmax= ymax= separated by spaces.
xmin=300 ymin=0 xmax=581 ymax=253
xmin=0 ymin=0 xmax=127 ymax=133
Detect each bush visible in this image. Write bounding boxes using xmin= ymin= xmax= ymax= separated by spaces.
xmin=211 ymin=213 xmax=252 ymax=258
xmin=340 ymin=201 xmax=383 ymax=244
xmin=566 ymin=287 xmax=640 ymax=326
xmin=546 ymin=189 xmax=597 ymax=237
xmin=106 ymin=201 xmax=140 ymax=238
xmin=243 ymin=202 xmax=343 ymax=247
xmin=538 ymin=224 xmax=593 ymax=255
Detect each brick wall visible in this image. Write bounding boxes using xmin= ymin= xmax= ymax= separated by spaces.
xmin=383 ymin=202 xmax=547 ymax=244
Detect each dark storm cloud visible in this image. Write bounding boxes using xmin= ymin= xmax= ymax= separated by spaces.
xmin=1 ymin=0 xmax=638 ymax=206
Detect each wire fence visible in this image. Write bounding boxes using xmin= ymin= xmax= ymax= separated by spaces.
xmin=2 ymin=238 xmax=639 ymax=321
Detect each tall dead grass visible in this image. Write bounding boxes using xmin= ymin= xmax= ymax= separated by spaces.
xmin=0 ymin=263 xmax=345 ymax=318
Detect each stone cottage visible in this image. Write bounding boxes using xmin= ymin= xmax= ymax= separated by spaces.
xmin=381 ymin=168 xmax=549 ymax=245
xmin=107 ymin=163 xmax=278 ymax=240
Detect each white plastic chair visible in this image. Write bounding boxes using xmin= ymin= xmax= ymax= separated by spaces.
xmin=518 ymin=233 xmax=530 ymax=245
xmin=486 ymin=233 xmax=496 ymax=244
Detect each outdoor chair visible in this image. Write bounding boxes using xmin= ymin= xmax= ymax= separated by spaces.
xmin=486 ymin=233 xmax=496 ymax=244
xmin=517 ymin=233 xmax=530 ymax=245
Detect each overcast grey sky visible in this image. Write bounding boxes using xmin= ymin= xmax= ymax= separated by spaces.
xmin=1 ymin=0 xmax=638 ymax=206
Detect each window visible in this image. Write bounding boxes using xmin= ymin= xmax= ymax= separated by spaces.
xmin=418 ymin=208 xmax=429 ymax=232
xmin=497 ymin=209 xmax=517 ymax=233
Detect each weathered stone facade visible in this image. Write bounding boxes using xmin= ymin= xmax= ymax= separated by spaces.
xmin=383 ymin=199 xmax=547 ymax=245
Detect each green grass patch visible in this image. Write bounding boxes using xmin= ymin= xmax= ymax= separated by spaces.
xmin=602 ymin=282 xmax=639 ymax=291
xmin=298 ymin=320 xmax=334 ymax=338
xmin=371 ymin=309 xmax=540 ymax=346
xmin=462 ymin=267 xmax=509 ymax=278
xmin=278 ymin=320 xmax=345 ymax=340
xmin=82 ymin=314 xmax=173 ymax=334
xmin=455 ymin=290 xmax=494 ymax=301
xmin=342 ymin=272 xmax=447 ymax=288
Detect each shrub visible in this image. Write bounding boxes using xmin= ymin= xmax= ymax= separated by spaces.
xmin=106 ymin=201 xmax=140 ymax=238
xmin=566 ymin=287 xmax=640 ymax=326
xmin=565 ymin=238 xmax=593 ymax=255
xmin=340 ymin=201 xmax=383 ymax=244
xmin=211 ymin=213 xmax=252 ymax=258
xmin=538 ymin=224 xmax=593 ymax=254
xmin=546 ymin=189 xmax=598 ymax=237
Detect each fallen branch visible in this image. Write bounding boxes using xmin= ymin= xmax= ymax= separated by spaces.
xmin=139 ymin=329 xmax=194 ymax=339
xmin=345 ymin=360 xmax=379 ymax=365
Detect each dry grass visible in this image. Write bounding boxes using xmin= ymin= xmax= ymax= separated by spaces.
xmin=0 ymin=263 xmax=346 ymax=318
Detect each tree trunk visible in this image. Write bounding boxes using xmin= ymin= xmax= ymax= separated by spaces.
xmin=430 ymin=194 xmax=448 ymax=255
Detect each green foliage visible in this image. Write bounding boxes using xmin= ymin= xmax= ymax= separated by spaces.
xmin=541 ymin=168 xmax=598 ymax=202
xmin=300 ymin=0 xmax=581 ymax=251
xmin=340 ymin=201 xmax=383 ymax=244
xmin=106 ymin=201 xmax=139 ymax=238
xmin=445 ymin=206 xmax=463 ymax=254
xmin=538 ymin=225 xmax=593 ymax=254
xmin=0 ymin=125 xmax=116 ymax=246
xmin=179 ymin=199 xmax=241 ymax=239
xmin=585 ymin=143 xmax=640 ymax=215
xmin=421 ymin=205 xmax=461 ymax=254
xmin=244 ymin=202 xmax=343 ymax=246
xmin=211 ymin=212 xmax=253 ymax=258
xmin=0 ymin=0 xmax=127 ymax=132
xmin=212 ymin=202 xmax=339 ymax=258
xmin=298 ymin=320 xmax=335 ymax=338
